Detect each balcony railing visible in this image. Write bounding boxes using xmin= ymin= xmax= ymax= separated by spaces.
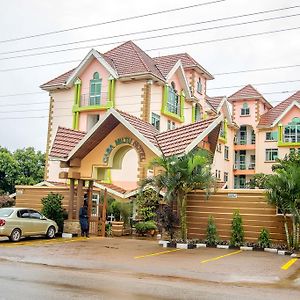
xmin=234 ymin=162 xmax=256 ymax=170
xmin=235 ymin=136 xmax=256 ymax=145
xmin=283 ymin=134 xmax=300 ymax=143
xmin=80 ymin=94 xmax=103 ymax=107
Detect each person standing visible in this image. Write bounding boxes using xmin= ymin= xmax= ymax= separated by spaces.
xmin=79 ymin=200 xmax=89 ymax=237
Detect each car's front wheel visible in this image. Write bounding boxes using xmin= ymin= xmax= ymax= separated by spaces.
xmin=46 ymin=226 xmax=56 ymax=239
xmin=9 ymin=228 xmax=21 ymax=242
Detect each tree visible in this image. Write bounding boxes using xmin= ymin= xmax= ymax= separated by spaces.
xmin=247 ymin=173 xmax=271 ymax=189
xmin=141 ymin=149 xmax=215 ymax=241
xmin=136 ymin=189 xmax=160 ymax=221
xmin=41 ymin=193 xmax=65 ymax=232
xmin=0 ymin=147 xmax=45 ymax=194
xmin=266 ymin=164 xmax=300 ymax=249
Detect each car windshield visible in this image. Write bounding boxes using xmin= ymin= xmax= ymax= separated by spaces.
xmin=0 ymin=208 xmax=14 ymax=217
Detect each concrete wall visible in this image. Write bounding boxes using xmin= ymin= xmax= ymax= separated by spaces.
xmin=187 ymin=189 xmax=287 ymax=243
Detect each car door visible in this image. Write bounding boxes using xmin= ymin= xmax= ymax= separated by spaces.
xmin=16 ymin=209 xmax=31 ymax=235
xmin=28 ymin=210 xmax=48 ymax=234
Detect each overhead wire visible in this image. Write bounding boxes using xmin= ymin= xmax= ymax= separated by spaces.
xmin=0 ymin=0 xmax=225 ymax=44
xmin=1 ymin=12 xmax=300 ymax=61
xmin=1 ymin=4 xmax=299 ymax=56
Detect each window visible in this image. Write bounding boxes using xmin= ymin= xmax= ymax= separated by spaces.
xmin=89 ymin=72 xmax=102 ymax=106
xmin=218 ymin=170 xmax=221 ymax=179
xmin=239 ymin=126 xmax=247 ymax=145
xmin=239 ymin=150 xmax=246 ymax=170
xmin=167 ymin=120 xmax=175 ymax=130
xmin=224 ymin=146 xmax=229 ymax=160
xmin=87 ymin=114 xmax=100 ymax=131
xmin=265 ymin=149 xmax=278 ymax=161
xmin=167 ymin=82 xmax=180 ymax=115
xmin=216 ymin=143 xmax=222 ymax=153
xmin=197 ymin=77 xmax=202 ymax=94
xmin=220 ymin=121 xmax=226 ymax=139
xmin=266 ymin=131 xmax=278 ymax=141
xmin=241 ymin=103 xmax=250 ymax=116
xmin=290 ymin=148 xmax=300 ymax=154
xmin=17 ymin=209 xmax=30 ymax=218
xmin=194 ymin=104 xmax=201 ymax=122
xmin=151 ymin=113 xmax=160 ymax=130
xmin=224 ymin=172 xmax=228 ymax=182
xmin=29 ymin=210 xmax=42 ymax=219
xmin=215 ymin=170 xmax=218 ymax=178
xmin=283 ymin=118 xmax=300 ymax=143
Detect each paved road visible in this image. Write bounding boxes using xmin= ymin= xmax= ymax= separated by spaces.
xmin=0 ymin=237 xmax=299 ymax=299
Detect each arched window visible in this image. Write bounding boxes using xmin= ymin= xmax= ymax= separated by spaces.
xmin=89 ymin=72 xmax=102 ymax=106
xmin=241 ymin=103 xmax=250 ymax=116
xmin=167 ymin=81 xmax=179 ymax=114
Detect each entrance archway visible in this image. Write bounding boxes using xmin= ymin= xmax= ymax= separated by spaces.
xmin=110 ymin=145 xmax=139 ymax=190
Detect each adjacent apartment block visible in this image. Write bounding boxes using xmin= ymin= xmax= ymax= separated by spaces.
xmin=40 ymin=41 xmax=300 ymax=196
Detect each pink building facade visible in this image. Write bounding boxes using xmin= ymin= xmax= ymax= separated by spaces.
xmin=41 ymin=41 xmax=300 ymax=193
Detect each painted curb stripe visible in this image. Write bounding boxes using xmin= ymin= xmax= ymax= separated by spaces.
xmin=134 ymin=248 xmax=182 ymax=259
xmin=281 ymin=258 xmax=298 ymax=270
xmin=201 ymin=250 xmax=242 ymax=264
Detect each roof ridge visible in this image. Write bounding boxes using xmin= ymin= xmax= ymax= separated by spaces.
xmin=58 ymin=125 xmax=86 ymax=133
xmin=129 ymin=42 xmax=151 ymax=73
xmin=156 ymin=116 xmax=218 ymax=137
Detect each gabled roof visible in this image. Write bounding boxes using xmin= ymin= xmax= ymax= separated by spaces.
xmin=50 ymin=127 xmax=86 ymax=159
xmin=40 ymin=69 xmax=76 ymax=90
xmin=153 ymin=53 xmax=214 ymax=80
xmin=258 ymin=91 xmax=300 ymax=127
xmin=155 ymin=115 xmax=223 ymax=157
xmin=64 ymin=109 xmax=161 ymax=161
xmin=104 ymin=41 xmax=165 ymax=81
xmin=228 ymin=84 xmax=272 ymax=109
xmin=41 ymin=41 xmax=214 ymax=90
xmin=206 ymin=96 xmax=224 ymax=111
xmin=50 ymin=110 xmax=223 ymax=162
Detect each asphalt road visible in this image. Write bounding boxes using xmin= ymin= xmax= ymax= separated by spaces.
xmin=0 ymin=237 xmax=300 ymax=300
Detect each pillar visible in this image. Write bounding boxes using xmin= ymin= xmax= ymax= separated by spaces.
xmin=76 ymin=179 xmax=84 ymax=220
xmin=68 ymin=179 xmax=75 ymax=220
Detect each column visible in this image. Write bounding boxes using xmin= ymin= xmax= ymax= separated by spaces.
xmin=68 ymin=179 xmax=75 ymax=220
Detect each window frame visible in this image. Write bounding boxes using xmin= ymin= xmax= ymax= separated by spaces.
xmin=197 ymin=77 xmax=202 ymax=94
xmin=89 ymin=72 xmax=102 ymax=106
xmin=265 ymin=148 xmax=278 ymax=162
xmin=167 ymin=82 xmax=180 ymax=115
xmin=240 ymin=103 xmax=250 ymax=116
xmin=266 ymin=131 xmax=278 ymax=141
xmin=224 ymin=146 xmax=229 ymax=160
xmin=151 ymin=113 xmax=160 ymax=131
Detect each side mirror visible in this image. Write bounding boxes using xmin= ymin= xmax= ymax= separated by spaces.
xmin=40 ymin=216 xmax=47 ymax=220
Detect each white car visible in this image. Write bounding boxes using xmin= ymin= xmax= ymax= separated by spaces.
xmin=0 ymin=207 xmax=58 ymax=242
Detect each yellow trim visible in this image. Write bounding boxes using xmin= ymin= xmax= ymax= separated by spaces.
xmin=134 ymin=249 xmax=182 ymax=259
xmin=281 ymin=258 xmax=298 ymax=270
xmin=200 ymin=250 xmax=242 ymax=264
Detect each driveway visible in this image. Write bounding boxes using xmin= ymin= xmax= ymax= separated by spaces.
xmin=0 ymin=237 xmax=299 ymax=299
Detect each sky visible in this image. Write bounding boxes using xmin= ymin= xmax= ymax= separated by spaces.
xmin=0 ymin=0 xmax=299 ymax=152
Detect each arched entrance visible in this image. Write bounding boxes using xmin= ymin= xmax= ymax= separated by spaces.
xmin=110 ymin=145 xmax=139 ymax=190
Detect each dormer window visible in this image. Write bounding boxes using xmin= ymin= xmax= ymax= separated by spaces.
xmin=241 ymin=103 xmax=250 ymax=116
xmin=167 ymin=81 xmax=180 ymax=115
xmin=89 ymin=72 xmax=102 ymax=106
xmin=197 ymin=77 xmax=202 ymax=94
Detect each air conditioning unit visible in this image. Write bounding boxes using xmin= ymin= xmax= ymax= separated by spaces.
xmin=233 ymin=164 xmax=237 ymax=170
xmin=234 ymin=136 xmax=237 ymax=144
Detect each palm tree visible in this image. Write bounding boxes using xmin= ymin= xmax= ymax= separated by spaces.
xmin=266 ymin=164 xmax=300 ymax=249
xmin=141 ymin=149 xmax=215 ymax=241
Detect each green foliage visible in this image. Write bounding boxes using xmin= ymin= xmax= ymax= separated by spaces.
xmin=141 ymin=149 xmax=215 ymax=241
xmin=156 ymin=205 xmax=179 ymax=240
xmin=265 ymin=163 xmax=300 ymax=249
xmin=136 ymin=189 xmax=159 ymax=221
xmin=206 ymin=216 xmax=219 ymax=246
xmin=110 ymin=200 xmax=132 ymax=225
xmin=230 ymin=210 xmax=244 ymax=247
xmin=41 ymin=193 xmax=64 ymax=232
xmin=0 ymin=146 xmax=45 ymax=194
xmin=135 ymin=221 xmax=157 ymax=235
xmin=258 ymin=228 xmax=271 ymax=249
xmin=247 ymin=173 xmax=271 ymax=189
xmin=272 ymin=151 xmax=300 ymax=171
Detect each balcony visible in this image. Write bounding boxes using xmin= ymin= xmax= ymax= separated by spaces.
xmin=233 ymin=162 xmax=255 ymax=175
xmin=73 ymin=93 xmax=112 ymax=113
xmin=278 ymin=122 xmax=300 ymax=146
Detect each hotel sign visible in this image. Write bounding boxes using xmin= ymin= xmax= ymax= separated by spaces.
xmin=103 ymin=137 xmax=146 ymax=163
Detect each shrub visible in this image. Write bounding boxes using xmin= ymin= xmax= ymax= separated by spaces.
xmin=156 ymin=205 xmax=179 ymax=240
xmin=230 ymin=210 xmax=244 ymax=247
xmin=135 ymin=221 xmax=157 ymax=235
xmin=136 ymin=189 xmax=159 ymax=221
xmin=258 ymin=228 xmax=271 ymax=248
xmin=41 ymin=193 xmax=64 ymax=232
xmin=206 ymin=216 xmax=218 ymax=246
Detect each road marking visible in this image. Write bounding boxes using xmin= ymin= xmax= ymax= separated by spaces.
xmin=134 ymin=248 xmax=182 ymax=259
xmin=200 ymin=250 xmax=242 ymax=264
xmin=0 ymin=237 xmax=100 ymax=248
xmin=281 ymin=258 xmax=298 ymax=270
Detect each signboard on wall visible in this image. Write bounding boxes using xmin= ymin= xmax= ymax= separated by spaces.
xmin=103 ymin=137 xmax=146 ymax=163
